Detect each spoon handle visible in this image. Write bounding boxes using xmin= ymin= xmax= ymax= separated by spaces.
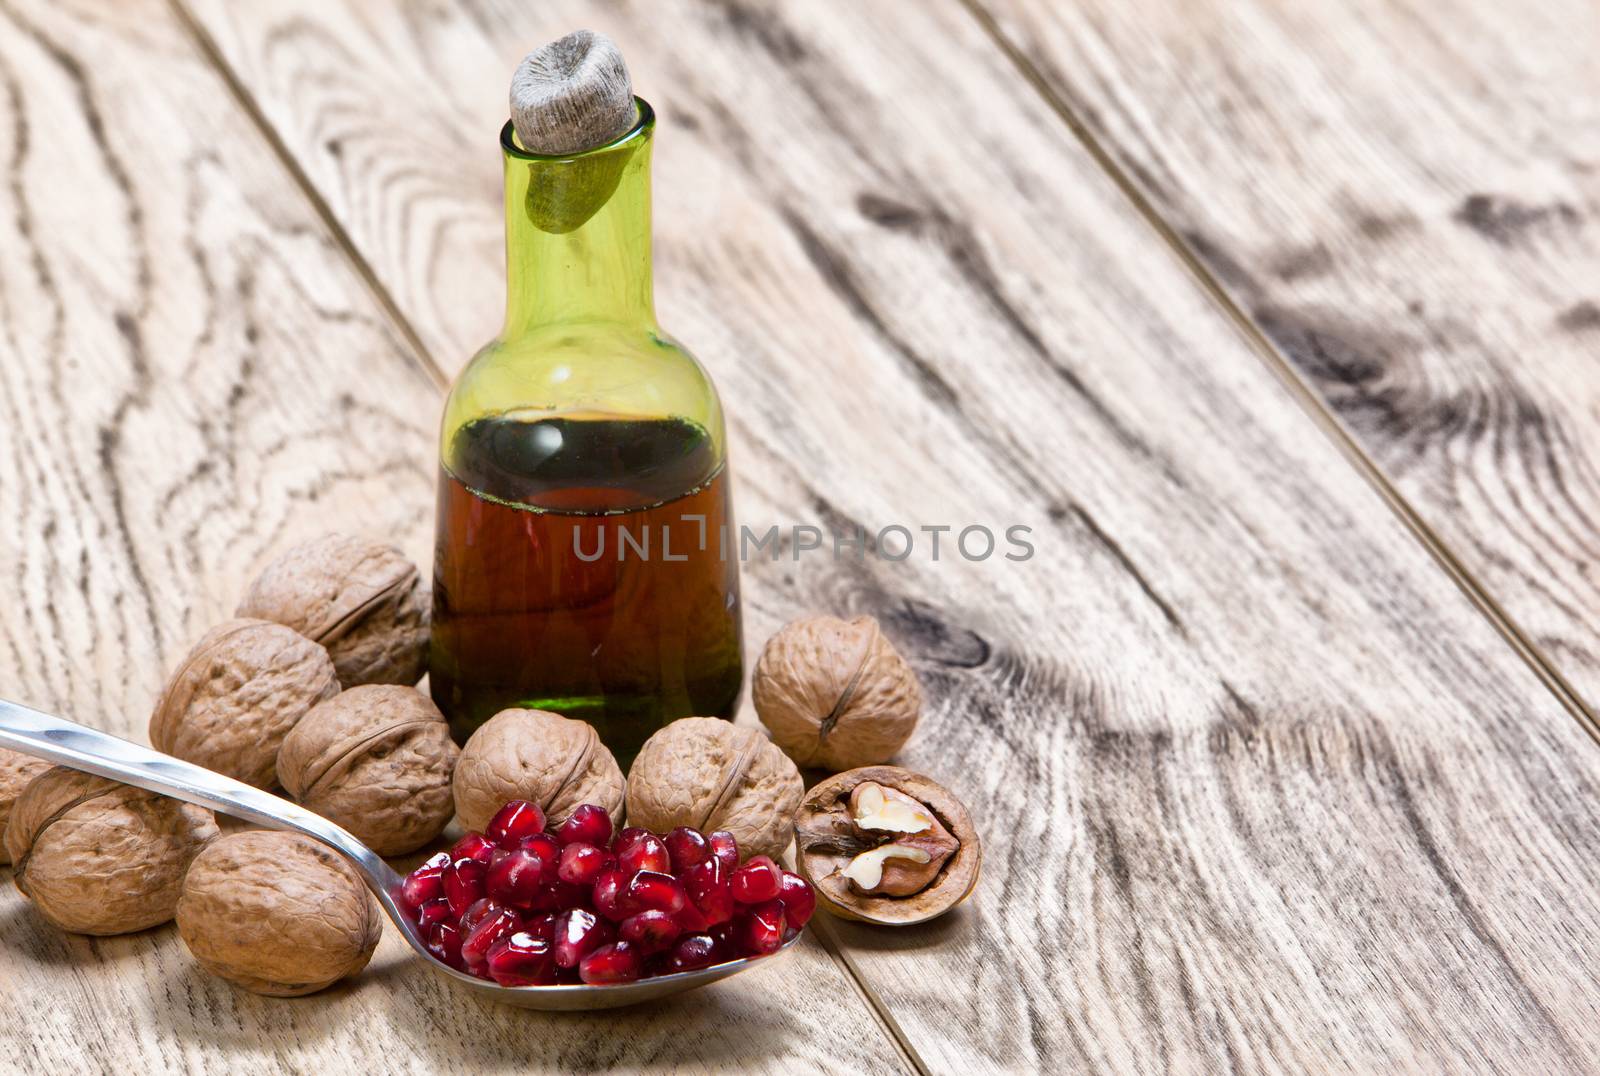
xmin=0 ymin=698 xmax=393 ymax=888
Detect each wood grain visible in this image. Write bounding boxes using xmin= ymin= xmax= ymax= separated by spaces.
xmin=178 ymin=0 xmax=1600 ymax=1071
xmin=977 ymin=0 xmax=1600 ymax=715
xmin=0 ymin=1 xmax=907 ymax=1071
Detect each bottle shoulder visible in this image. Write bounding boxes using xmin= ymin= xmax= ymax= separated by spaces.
xmin=442 ymin=321 xmax=727 ymax=447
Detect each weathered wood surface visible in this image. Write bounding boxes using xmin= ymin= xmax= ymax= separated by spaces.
xmin=176 ymin=0 xmax=1600 ymax=1072
xmin=978 ymin=0 xmax=1600 ymax=720
xmin=0 ymin=1 xmax=909 ymax=1072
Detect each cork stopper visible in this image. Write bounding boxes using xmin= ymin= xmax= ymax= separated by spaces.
xmin=510 ymin=30 xmax=636 ymax=155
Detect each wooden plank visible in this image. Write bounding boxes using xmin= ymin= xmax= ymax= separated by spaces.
xmin=976 ymin=0 xmax=1600 ymax=718
xmin=179 ymin=0 xmax=1600 ymax=1070
xmin=0 ymin=1 xmax=909 ymax=1072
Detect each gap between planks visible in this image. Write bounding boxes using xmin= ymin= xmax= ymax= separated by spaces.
xmin=165 ymin=0 xmax=930 ymax=1070
xmin=958 ymin=0 xmax=1600 ymax=753
xmin=168 ymin=0 xmax=450 ymax=390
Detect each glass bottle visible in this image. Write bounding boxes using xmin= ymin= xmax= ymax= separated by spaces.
xmin=430 ymin=99 xmax=742 ymax=764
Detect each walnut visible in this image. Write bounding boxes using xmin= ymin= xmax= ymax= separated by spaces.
xmin=4 ymin=767 xmax=218 ymax=935
xmin=793 ymin=766 xmax=980 ymax=926
xmin=149 ymin=618 xmax=339 ymax=789
xmin=0 ymin=747 xmax=50 ymax=866
xmin=177 ymin=830 xmax=381 ymax=996
xmin=753 ymin=615 xmax=921 ymax=771
xmin=236 ymin=533 xmax=429 ymax=688
xmin=277 ymin=685 xmax=459 ymax=856
xmin=453 ymin=709 xmax=624 ymax=833
xmin=625 ymin=717 xmax=803 ymax=861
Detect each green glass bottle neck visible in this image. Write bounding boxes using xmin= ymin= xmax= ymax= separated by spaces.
xmin=500 ymin=109 xmax=656 ymax=339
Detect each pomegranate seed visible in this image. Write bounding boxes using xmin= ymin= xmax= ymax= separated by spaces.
xmin=612 ymin=826 xmax=651 ymax=855
xmin=443 ymin=858 xmax=487 ymax=917
xmin=557 ymin=804 xmax=613 ymax=848
xmin=730 ymin=855 xmax=782 ymax=904
xmin=416 ymin=898 xmax=453 ymax=931
xmin=664 ymin=827 xmax=711 ymax=873
xmin=486 ymin=931 xmax=557 ymax=986
xmin=736 ymin=899 xmax=787 ymax=956
xmin=533 ymin=881 xmax=591 ymax=913
xmin=626 ymin=870 xmax=687 ymax=915
xmin=666 ymin=932 xmax=721 ymax=972
xmin=451 ymin=832 xmax=496 ymax=864
xmin=619 ymin=910 xmax=682 ymax=953
xmin=557 ymin=842 xmax=612 ymax=885
xmin=561 ymin=880 xmax=594 ymax=907
xmin=400 ymin=851 xmax=451 ymax=908
xmin=461 ymin=905 xmax=522 ymax=968
xmin=513 ymin=885 xmax=555 ymax=913
xmin=458 ymin=898 xmax=509 ymax=937
xmin=552 ymin=908 xmax=614 ymax=968
xmin=579 ymin=940 xmax=642 ymax=984
xmin=618 ymin=834 xmax=670 ymax=876
xmin=487 ymin=800 xmax=547 ymax=849
xmin=708 ymin=921 xmax=738 ymax=960
xmin=524 ymin=912 xmax=558 ymax=941
xmin=592 ymin=868 xmax=637 ymax=921
xmin=707 ymin=830 xmax=739 ymax=873
xmin=675 ymin=901 xmax=711 ymax=933
xmin=778 ymin=871 xmax=816 ymax=928
xmin=518 ymin=832 xmax=564 ymax=883
xmin=682 ymin=858 xmax=734 ymax=926
xmin=486 ymin=848 xmax=547 ymax=908
xmin=426 ymin=921 xmax=465 ymax=969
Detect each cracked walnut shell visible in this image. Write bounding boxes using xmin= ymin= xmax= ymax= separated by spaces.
xmin=5 ymin=767 xmax=218 ymax=935
xmin=625 ymin=717 xmax=803 ymax=861
xmin=236 ymin=533 xmax=430 ymax=688
xmin=177 ymin=830 xmax=381 ymax=996
xmin=754 ymin=615 xmax=921 ymax=771
xmin=794 ymin=766 xmax=979 ymax=926
xmin=149 ymin=618 xmax=340 ymax=789
xmin=277 ymin=685 xmax=459 ymax=856
xmin=453 ymin=709 xmax=625 ymax=834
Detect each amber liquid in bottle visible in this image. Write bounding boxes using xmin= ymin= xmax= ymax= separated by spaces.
xmin=431 ymin=413 xmax=742 ymax=763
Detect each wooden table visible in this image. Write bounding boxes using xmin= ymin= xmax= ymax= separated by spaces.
xmin=4 ymin=0 xmax=1599 ymax=1071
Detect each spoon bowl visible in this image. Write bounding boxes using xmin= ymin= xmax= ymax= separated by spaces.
xmin=0 ymin=699 xmax=797 ymax=1009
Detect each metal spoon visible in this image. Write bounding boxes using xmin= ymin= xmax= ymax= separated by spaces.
xmin=0 ymin=699 xmax=797 ymax=1010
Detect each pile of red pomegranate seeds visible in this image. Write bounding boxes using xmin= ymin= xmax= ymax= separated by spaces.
xmin=396 ymin=800 xmax=816 ymax=986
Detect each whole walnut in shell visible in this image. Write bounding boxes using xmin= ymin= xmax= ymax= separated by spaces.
xmin=5 ymin=767 xmax=218 ymax=935
xmin=0 ymin=747 xmax=50 ymax=866
xmin=236 ymin=533 xmax=429 ymax=688
xmin=177 ymin=830 xmax=381 ymax=996
xmin=626 ymin=717 xmax=803 ymax=861
xmin=150 ymin=618 xmax=339 ymax=789
xmin=278 ymin=685 xmax=459 ymax=856
xmin=754 ymin=615 xmax=921 ymax=771
xmin=454 ymin=709 xmax=624 ymax=833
